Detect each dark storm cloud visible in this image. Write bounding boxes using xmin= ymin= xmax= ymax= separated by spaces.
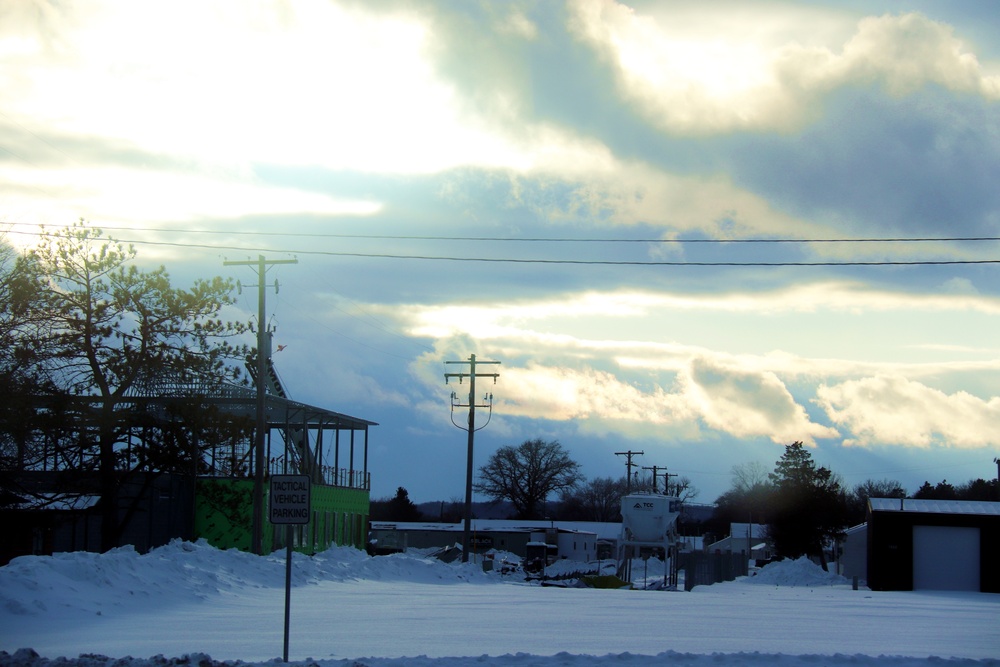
xmin=725 ymin=87 xmax=1000 ymax=237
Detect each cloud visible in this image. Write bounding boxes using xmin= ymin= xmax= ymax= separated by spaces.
xmin=726 ymin=86 xmax=1000 ymax=238
xmin=1 ymin=0 xmax=529 ymax=175
xmin=491 ymin=6 xmax=539 ymax=40
xmin=498 ymin=362 xmax=691 ymax=422
xmin=434 ymin=354 xmax=835 ymax=448
xmin=815 ymin=375 xmax=1000 ymax=448
xmin=392 ymin=279 xmax=1000 ymax=450
xmin=0 ymin=162 xmax=381 ymax=231
xmin=522 ymin=162 xmax=818 ymax=236
xmin=17 ymin=1 xmax=994 ymax=249
xmin=391 ymin=282 xmax=1000 ymax=393
xmin=683 ymin=358 xmax=838 ymax=444
xmin=567 ymin=2 xmax=1000 ymax=134
xmin=833 ymin=12 xmax=998 ymax=97
xmin=400 ymin=282 xmax=1000 ymax=330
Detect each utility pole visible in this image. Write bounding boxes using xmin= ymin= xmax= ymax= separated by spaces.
xmin=445 ymin=354 xmax=500 ymax=563
xmin=224 ymin=254 xmax=298 ymax=555
xmin=641 ymin=465 xmax=667 ymax=493
xmin=663 ymin=471 xmax=678 ymax=496
xmin=616 ymin=450 xmax=643 ymax=494
xmin=994 ymin=457 xmax=999 ymax=502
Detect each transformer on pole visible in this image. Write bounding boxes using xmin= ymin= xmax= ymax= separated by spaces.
xmin=445 ymin=354 xmax=500 ymax=563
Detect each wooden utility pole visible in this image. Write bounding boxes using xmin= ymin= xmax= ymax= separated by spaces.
xmin=616 ymin=450 xmax=643 ymax=494
xmin=642 ymin=465 xmax=668 ymax=493
xmin=445 ymin=354 xmax=500 ymax=563
xmin=663 ymin=471 xmax=679 ymax=496
xmin=224 ymin=254 xmax=297 ymax=555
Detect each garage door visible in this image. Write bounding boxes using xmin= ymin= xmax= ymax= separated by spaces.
xmin=912 ymin=525 xmax=980 ymax=591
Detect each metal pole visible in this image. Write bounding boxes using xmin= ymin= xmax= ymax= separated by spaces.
xmin=283 ymin=524 xmax=292 ymax=662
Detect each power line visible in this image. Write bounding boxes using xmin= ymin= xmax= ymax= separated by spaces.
xmin=4 ymin=220 xmax=1000 ymax=245
xmin=7 ymin=231 xmax=1000 ymax=267
xmin=5 ymin=224 xmax=1000 ymax=266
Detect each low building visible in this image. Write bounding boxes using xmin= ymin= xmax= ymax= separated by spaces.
xmin=368 ymin=519 xmax=610 ymax=561
xmin=867 ymin=497 xmax=1000 ymax=592
xmin=676 ymin=535 xmax=704 ymax=552
xmin=705 ymin=522 xmax=772 ymax=562
xmin=837 ymin=523 xmax=867 ymax=582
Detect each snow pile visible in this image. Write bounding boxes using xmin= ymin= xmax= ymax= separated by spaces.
xmin=538 ymin=557 xmax=604 ymax=578
xmin=3 ymin=649 xmax=997 ymax=667
xmin=1 ymin=541 xmax=997 ymax=667
xmin=744 ymin=557 xmax=850 ymax=587
xmin=0 ymin=539 xmax=494 ymax=617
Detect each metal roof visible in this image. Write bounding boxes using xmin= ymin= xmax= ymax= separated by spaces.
xmin=370 ymin=520 xmax=616 ymax=540
xmin=60 ymin=381 xmax=377 ymax=430
xmin=869 ymin=497 xmax=1000 ymax=516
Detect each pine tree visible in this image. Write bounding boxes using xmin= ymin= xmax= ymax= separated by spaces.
xmin=767 ymin=442 xmax=848 ymax=570
xmin=18 ymin=222 xmax=249 ymax=550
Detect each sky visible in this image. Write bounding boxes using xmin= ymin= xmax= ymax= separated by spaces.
xmin=1 ymin=541 xmax=997 ymax=663
xmin=2 ymin=1 xmax=1000 ymax=505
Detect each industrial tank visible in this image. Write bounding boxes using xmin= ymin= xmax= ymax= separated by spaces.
xmin=620 ymin=493 xmax=680 ymax=543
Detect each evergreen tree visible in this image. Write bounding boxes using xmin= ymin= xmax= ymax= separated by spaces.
xmin=956 ymin=478 xmax=998 ymax=501
xmin=370 ymin=487 xmax=424 ymax=522
xmin=10 ymin=222 xmax=249 ymax=550
xmin=913 ymin=478 xmax=997 ymax=501
xmin=913 ymin=480 xmax=957 ymax=499
xmin=767 ymin=442 xmax=848 ymax=570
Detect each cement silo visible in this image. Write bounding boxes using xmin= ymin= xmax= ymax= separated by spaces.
xmin=619 ymin=493 xmax=681 ymax=588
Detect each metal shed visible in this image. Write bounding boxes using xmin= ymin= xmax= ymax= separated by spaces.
xmin=866 ymin=497 xmax=1000 ymax=592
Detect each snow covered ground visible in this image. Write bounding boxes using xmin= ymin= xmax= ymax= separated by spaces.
xmin=1 ymin=541 xmax=997 ymax=667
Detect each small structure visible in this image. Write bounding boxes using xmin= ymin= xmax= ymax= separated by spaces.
xmin=705 ymin=522 xmax=772 ymax=563
xmin=867 ymin=497 xmax=1000 ymax=592
xmin=838 ymin=523 xmax=867 ymax=582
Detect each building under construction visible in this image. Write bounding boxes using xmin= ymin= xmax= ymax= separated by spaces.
xmin=1 ymin=360 xmax=376 ymax=564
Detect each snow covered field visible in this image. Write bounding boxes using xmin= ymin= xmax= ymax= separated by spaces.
xmin=1 ymin=541 xmax=997 ymax=667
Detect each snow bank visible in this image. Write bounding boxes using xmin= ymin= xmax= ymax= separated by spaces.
xmin=0 ymin=539 xmax=495 ymax=617
xmin=2 ymin=541 xmax=996 ymax=667
xmin=2 ymin=647 xmax=997 ymax=667
xmin=743 ymin=557 xmax=850 ymax=587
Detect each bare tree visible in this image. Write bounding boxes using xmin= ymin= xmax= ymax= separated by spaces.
xmin=668 ymin=475 xmax=700 ymax=505
xmin=731 ymin=461 xmax=770 ymax=493
xmin=559 ymin=476 xmax=628 ymax=521
xmin=476 ymin=438 xmax=583 ymax=519
xmin=848 ymin=478 xmax=905 ymax=523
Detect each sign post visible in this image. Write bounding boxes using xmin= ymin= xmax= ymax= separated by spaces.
xmin=269 ymin=474 xmax=311 ymax=663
